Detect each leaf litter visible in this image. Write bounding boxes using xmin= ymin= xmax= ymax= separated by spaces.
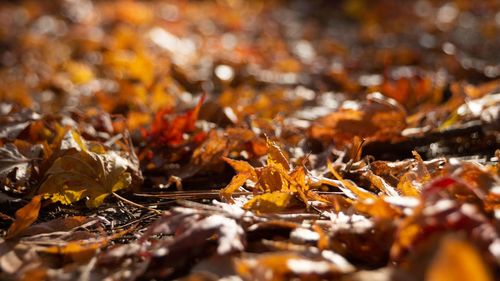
xmin=0 ymin=0 xmax=499 ymax=280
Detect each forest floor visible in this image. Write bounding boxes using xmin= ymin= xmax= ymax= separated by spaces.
xmin=0 ymin=0 xmax=499 ymax=280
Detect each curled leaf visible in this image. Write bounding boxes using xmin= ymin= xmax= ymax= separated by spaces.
xmin=310 ymin=92 xmax=406 ymax=145
xmin=5 ymin=195 xmax=42 ymax=239
xmin=0 ymin=143 xmax=32 ymax=189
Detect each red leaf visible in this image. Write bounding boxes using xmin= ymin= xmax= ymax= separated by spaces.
xmin=148 ymin=93 xmax=206 ymax=146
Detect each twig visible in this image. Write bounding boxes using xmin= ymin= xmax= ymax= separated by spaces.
xmin=133 ymin=190 xmax=254 ymax=200
xmin=112 ymin=192 xmax=162 ymax=215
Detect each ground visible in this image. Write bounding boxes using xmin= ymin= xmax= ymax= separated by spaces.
xmin=0 ymin=1 xmax=499 ymax=280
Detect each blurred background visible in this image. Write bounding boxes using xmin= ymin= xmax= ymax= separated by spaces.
xmin=1 ymin=0 xmax=498 ymax=112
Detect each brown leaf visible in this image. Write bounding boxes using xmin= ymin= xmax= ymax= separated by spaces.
xmin=310 ymin=93 xmax=406 ymax=145
xmin=235 ymin=252 xmax=353 ymax=281
xmin=21 ymin=216 xmax=91 ymax=237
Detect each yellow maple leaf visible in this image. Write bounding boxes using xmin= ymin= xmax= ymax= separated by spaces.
xmin=38 ymin=131 xmax=132 ymax=208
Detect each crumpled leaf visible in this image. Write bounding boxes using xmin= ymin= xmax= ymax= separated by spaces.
xmin=38 ymin=130 xmax=133 ymax=208
xmin=148 ymin=93 xmax=206 ymax=147
xmin=221 ymin=140 xmax=312 ymax=207
xmin=309 ymin=92 xmax=406 ymax=145
xmin=144 ymin=212 xmax=244 ymax=279
xmin=0 ymin=143 xmax=32 ymax=187
xmin=5 ymin=195 xmax=42 ymax=239
xmin=0 ymin=106 xmax=41 ymax=141
xmin=390 ymin=193 xmax=490 ymax=261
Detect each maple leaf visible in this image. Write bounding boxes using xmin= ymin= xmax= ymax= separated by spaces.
xmin=221 ymin=139 xmax=312 ymax=208
xmin=38 ymin=130 xmax=133 ymax=208
xmin=148 ymin=93 xmax=206 ymax=147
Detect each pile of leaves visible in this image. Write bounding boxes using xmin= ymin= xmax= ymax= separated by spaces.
xmin=0 ymin=0 xmax=499 ymax=280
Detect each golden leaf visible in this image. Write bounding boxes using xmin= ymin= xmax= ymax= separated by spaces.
xmin=38 ymin=131 xmax=132 ymax=208
xmin=243 ymin=191 xmax=299 ymax=213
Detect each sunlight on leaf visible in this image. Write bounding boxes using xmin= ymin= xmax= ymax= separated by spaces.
xmin=5 ymin=195 xmax=42 ymax=239
xmin=38 ymin=131 xmax=132 ymax=208
xmin=244 ymin=191 xmax=299 ymax=213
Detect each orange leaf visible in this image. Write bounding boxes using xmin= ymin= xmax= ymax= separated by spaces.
xmin=222 ymin=157 xmax=257 ymax=178
xmin=327 ymin=161 xmax=376 ymax=200
xmin=220 ymin=172 xmax=252 ymax=203
xmin=149 ymin=93 xmax=206 ymax=147
xmin=266 ymin=139 xmax=290 ymax=171
xmin=426 ymin=237 xmax=493 ymax=281
xmin=5 ymin=195 xmax=42 ymax=239
xmin=42 ymin=227 xmax=132 ymax=263
xmin=310 ymin=93 xmax=406 ymax=145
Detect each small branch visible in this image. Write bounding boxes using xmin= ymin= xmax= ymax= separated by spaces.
xmin=112 ymin=192 xmax=162 ymax=215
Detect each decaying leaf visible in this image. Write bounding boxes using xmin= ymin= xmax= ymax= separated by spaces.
xmin=144 ymin=211 xmax=244 ymax=279
xmin=0 ymin=143 xmax=33 ymax=189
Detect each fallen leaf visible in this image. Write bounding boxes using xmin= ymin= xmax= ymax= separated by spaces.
xmin=38 ymin=130 xmax=133 ymax=207
xmin=145 ymin=213 xmax=244 ymax=279
xmin=244 ymin=192 xmax=299 ymax=213
xmin=0 ymin=143 xmax=32 ymax=187
xmin=21 ymin=216 xmax=91 ymax=237
xmin=236 ymin=252 xmax=353 ymax=281
xmin=5 ymin=195 xmax=42 ymax=239
xmin=310 ymin=92 xmax=406 ymax=145
xmin=148 ymin=93 xmax=206 ymax=147
xmin=426 ymin=237 xmax=493 ymax=281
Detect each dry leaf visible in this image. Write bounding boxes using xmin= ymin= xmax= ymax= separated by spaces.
xmin=38 ymin=131 xmax=133 ymax=207
xmin=244 ymin=192 xmax=299 ymax=213
xmin=5 ymin=195 xmax=42 ymax=239
xmin=426 ymin=237 xmax=493 ymax=281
